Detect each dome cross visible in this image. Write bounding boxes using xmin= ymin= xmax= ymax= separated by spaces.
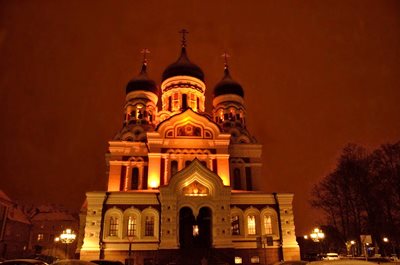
xmin=140 ymin=48 xmax=150 ymax=64
xmin=222 ymin=52 xmax=230 ymax=69
xmin=179 ymin=29 xmax=189 ymax=47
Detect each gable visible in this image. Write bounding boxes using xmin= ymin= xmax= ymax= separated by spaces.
xmin=156 ymin=109 xmax=221 ymax=140
xmin=160 ymin=159 xmax=230 ymax=198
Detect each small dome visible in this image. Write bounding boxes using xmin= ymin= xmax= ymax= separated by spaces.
xmin=126 ymin=63 xmax=158 ymax=94
xmin=162 ymin=47 xmax=204 ymax=82
xmin=213 ymin=67 xmax=244 ymax=98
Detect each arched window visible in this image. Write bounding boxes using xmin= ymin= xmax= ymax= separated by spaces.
xmin=173 ymin=93 xmax=179 ymax=110
xmin=145 ymin=216 xmax=154 ymax=236
xmin=127 ymin=216 xmax=137 ymax=236
xmin=231 ymin=215 xmax=240 ymax=235
xmin=185 ymin=160 xmax=192 ymax=167
xmin=260 ymin=208 xmax=279 ymax=237
xmin=131 ymin=167 xmax=139 ymax=190
xmin=109 ymin=216 xmax=119 ymax=236
xmin=123 ymin=208 xmax=141 ymax=239
xmin=247 ymin=215 xmax=256 ymax=235
xmin=264 ymin=215 xmax=272 ymax=235
xmin=233 ymin=168 xmax=241 ymax=190
xmin=104 ymin=209 xmax=123 ymax=239
xmin=171 ymin=160 xmax=178 ymax=176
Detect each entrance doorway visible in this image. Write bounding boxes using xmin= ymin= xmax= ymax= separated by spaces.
xmin=179 ymin=207 xmax=212 ymax=249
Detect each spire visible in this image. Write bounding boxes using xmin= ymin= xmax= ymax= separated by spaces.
xmin=125 ymin=48 xmax=157 ymax=95
xmin=213 ymin=52 xmax=244 ymax=98
xmin=161 ymin=29 xmax=204 ymax=82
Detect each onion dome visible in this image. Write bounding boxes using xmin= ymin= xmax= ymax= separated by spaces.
xmin=126 ymin=62 xmax=158 ymax=94
xmin=213 ymin=66 xmax=244 ymax=97
xmin=162 ymin=46 xmax=204 ymax=82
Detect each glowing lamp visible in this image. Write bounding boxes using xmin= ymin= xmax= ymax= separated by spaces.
xmin=308 ymin=228 xmax=324 ymax=242
xmin=149 ymin=180 xmax=159 ymax=188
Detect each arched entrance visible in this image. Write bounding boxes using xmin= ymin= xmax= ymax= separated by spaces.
xmin=179 ymin=207 xmax=212 ymax=249
xmin=179 ymin=207 xmax=195 ymax=248
xmin=197 ymin=207 xmax=212 ymax=248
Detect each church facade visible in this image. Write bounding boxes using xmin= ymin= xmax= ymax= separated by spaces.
xmin=79 ymin=34 xmax=300 ymax=265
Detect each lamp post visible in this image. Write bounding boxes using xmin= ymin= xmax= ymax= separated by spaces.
xmin=350 ymin=240 xmax=356 ymax=257
xmin=383 ymin=237 xmax=395 ymax=257
xmin=309 ymin=228 xmax=325 ymax=255
xmin=309 ymin=228 xmax=325 ymax=242
xmin=59 ymin=229 xmax=76 ymax=259
xmin=53 ymin=237 xmax=60 ymax=257
xmin=127 ymin=235 xmax=134 ymax=265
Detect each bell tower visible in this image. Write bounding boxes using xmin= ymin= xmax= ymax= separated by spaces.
xmin=212 ymin=54 xmax=248 ymax=143
xmin=114 ymin=49 xmax=159 ymax=142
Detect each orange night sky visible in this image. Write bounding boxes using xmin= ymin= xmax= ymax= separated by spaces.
xmin=0 ymin=0 xmax=399 ymax=235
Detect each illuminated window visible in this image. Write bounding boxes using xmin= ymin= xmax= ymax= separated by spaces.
xmin=173 ymin=93 xmax=179 ymax=110
xmin=37 ymin=233 xmax=44 ymax=241
xmin=247 ymin=215 xmax=256 ymax=235
xmin=251 ymin=256 xmax=260 ymax=264
xmin=190 ymin=94 xmax=196 ymax=110
xmin=127 ymin=216 xmax=136 ymax=236
xmin=109 ymin=217 xmax=119 ymax=236
xmin=264 ymin=215 xmax=272 ymax=235
xmin=231 ymin=215 xmax=240 ymax=235
xmin=219 ymin=110 xmax=224 ymax=122
xmin=234 ymin=257 xmax=242 ymax=264
xmin=136 ymin=104 xmax=143 ymax=119
xmin=145 ymin=216 xmax=154 ymax=236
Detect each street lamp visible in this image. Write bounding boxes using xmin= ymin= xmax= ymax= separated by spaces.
xmin=59 ymin=229 xmax=76 ymax=258
xmin=127 ymin=235 xmax=134 ymax=265
xmin=53 ymin=237 xmax=60 ymax=257
xmin=383 ymin=237 xmax=395 ymax=257
xmin=350 ymin=240 xmax=356 ymax=257
xmin=310 ymin=228 xmax=325 ymax=242
xmin=306 ymin=228 xmax=325 ymax=255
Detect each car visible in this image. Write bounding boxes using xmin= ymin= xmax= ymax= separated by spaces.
xmin=307 ymin=260 xmax=376 ymax=265
xmin=322 ymin=253 xmax=340 ymax=260
xmin=273 ymin=261 xmax=308 ymax=265
xmin=0 ymin=259 xmax=49 ymax=265
xmin=52 ymin=260 xmax=98 ymax=265
xmin=90 ymin=260 xmax=124 ymax=265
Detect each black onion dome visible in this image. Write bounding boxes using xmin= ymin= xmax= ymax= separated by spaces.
xmin=126 ymin=63 xmax=158 ymax=94
xmin=162 ymin=47 xmax=204 ymax=82
xmin=213 ymin=67 xmax=244 ymax=98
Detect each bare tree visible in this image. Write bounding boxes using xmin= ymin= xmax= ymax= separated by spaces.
xmin=311 ymin=141 xmax=400 ymax=255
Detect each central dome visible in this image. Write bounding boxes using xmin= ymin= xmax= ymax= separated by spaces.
xmin=162 ymin=47 xmax=204 ymax=82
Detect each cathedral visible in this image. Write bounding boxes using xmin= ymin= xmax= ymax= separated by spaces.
xmin=79 ymin=32 xmax=300 ymax=265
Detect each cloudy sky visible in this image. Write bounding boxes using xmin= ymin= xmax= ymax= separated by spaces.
xmin=0 ymin=0 xmax=399 ymax=235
